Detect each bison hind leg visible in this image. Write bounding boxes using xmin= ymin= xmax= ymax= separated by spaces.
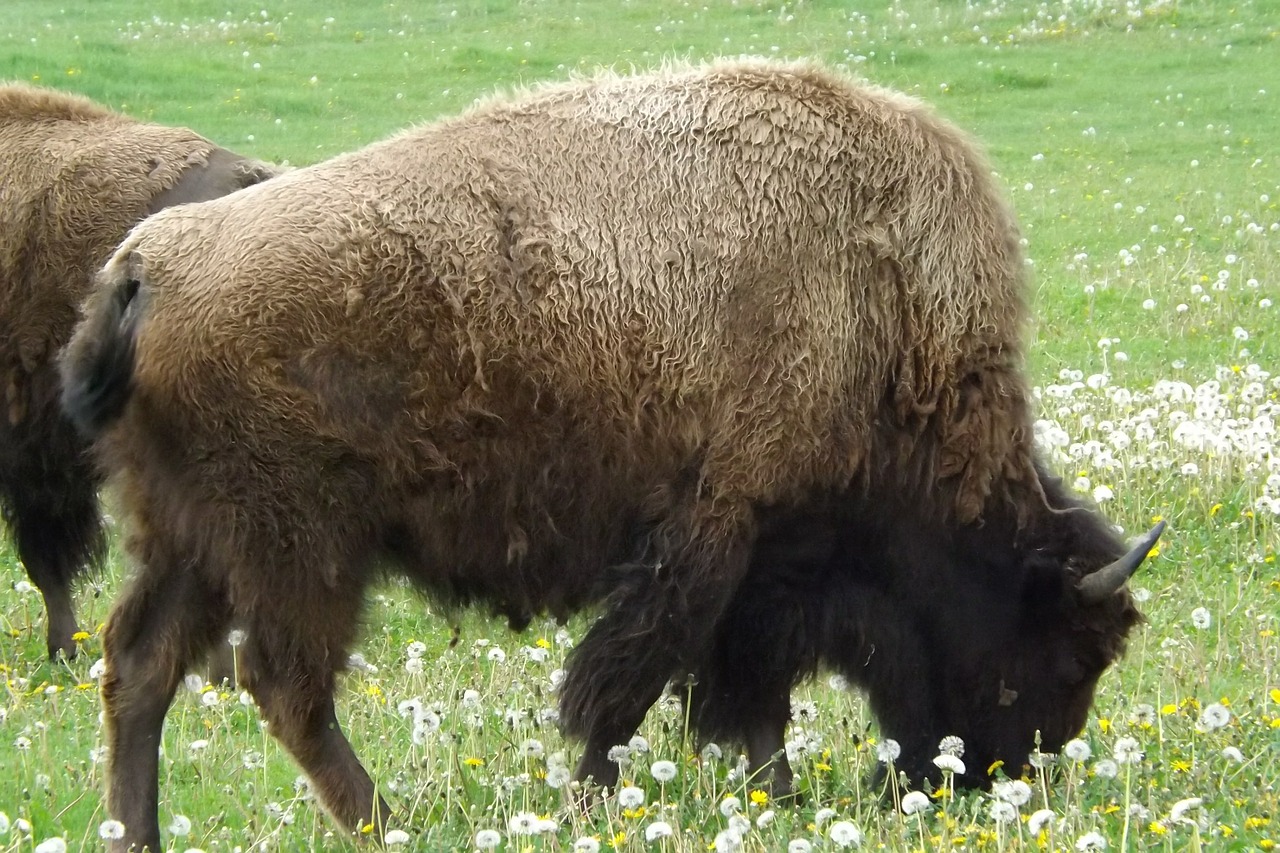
xmin=5 ymin=476 xmax=105 ymax=658
xmin=101 ymin=543 xmax=233 ymax=853
xmin=236 ymin=563 xmax=390 ymax=838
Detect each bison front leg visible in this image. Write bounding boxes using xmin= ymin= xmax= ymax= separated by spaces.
xmin=563 ymin=511 xmax=754 ymax=792
xmin=101 ymin=550 xmax=231 ymax=853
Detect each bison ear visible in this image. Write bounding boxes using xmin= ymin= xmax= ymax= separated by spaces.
xmin=1075 ymin=521 xmax=1165 ymax=605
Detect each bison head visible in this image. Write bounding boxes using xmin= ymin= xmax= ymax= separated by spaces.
xmin=817 ymin=469 xmax=1160 ymax=790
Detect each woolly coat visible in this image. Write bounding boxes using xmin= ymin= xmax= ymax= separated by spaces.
xmin=75 ymin=57 xmax=1032 ymax=630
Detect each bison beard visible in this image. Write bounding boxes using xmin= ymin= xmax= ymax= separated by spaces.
xmin=0 ymin=83 xmax=277 ymax=659
xmin=60 ymin=59 xmax=1159 ymax=851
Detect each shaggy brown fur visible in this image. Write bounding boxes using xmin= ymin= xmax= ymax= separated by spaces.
xmin=61 ymin=59 xmax=1142 ymax=850
xmin=0 ymin=82 xmax=277 ymax=657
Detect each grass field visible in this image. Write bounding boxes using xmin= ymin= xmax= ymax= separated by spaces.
xmin=1 ymin=0 xmax=1277 ymax=850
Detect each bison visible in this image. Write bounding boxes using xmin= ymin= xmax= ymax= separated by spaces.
xmin=0 ymin=82 xmax=277 ymax=658
xmin=61 ymin=59 xmax=1159 ymax=850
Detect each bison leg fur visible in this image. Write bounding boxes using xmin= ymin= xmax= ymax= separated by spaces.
xmin=7 ymin=484 xmax=105 ymax=658
xmin=239 ymin=594 xmax=390 ymax=839
xmin=101 ymin=553 xmax=231 ymax=853
xmin=564 ymin=518 xmax=753 ymax=791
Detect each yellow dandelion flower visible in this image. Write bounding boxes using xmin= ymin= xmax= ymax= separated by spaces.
xmin=1259 ymin=840 xmax=1274 ymax=851
xmin=1161 ymin=704 xmax=1178 ymax=715
xmin=75 ymin=682 xmax=94 ymax=691
xmin=1148 ymin=821 xmax=1168 ymax=835
xmin=1269 ymin=689 xmax=1280 ymax=704
xmin=750 ymin=790 xmax=768 ymax=806
xmin=72 ymin=631 xmax=90 ymax=642
xmin=1098 ymin=717 xmax=1111 ymax=734
xmin=610 ymin=831 xmax=626 ymax=848
xmin=1219 ymin=824 xmax=1235 ymax=837
xmin=1171 ymin=759 xmax=1192 ymax=773
xmin=464 ymin=757 xmax=485 ymax=767
xmin=1210 ymin=503 xmax=1224 ymax=516
xmin=536 ymin=637 xmax=551 ymax=649
xmin=987 ymin=759 xmax=1004 ymax=775
xmin=1246 ymin=817 xmax=1272 ymax=830
xmin=814 ymin=762 xmax=832 ymax=772
xmin=360 ymin=823 xmax=375 ymax=835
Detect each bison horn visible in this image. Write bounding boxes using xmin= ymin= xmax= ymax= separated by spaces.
xmin=1076 ymin=520 xmax=1166 ymax=604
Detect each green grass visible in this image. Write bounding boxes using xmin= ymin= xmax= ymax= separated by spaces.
xmin=2 ymin=0 xmax=1278 ymax=849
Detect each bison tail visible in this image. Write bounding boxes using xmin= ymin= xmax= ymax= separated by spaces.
xmin=60 ymin=275 xmax=144 ymax=436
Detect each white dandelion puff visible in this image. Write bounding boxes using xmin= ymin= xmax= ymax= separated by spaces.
xmin=1199 ymin=702 xmax=1231 ymax=730
xmin=98 ymin=821 xmax=126 ymax=840
xmin=475 ymin=828 xmax=503 ymax=848
xmin=719 ymin=796 xmax=742 ymax=817
xmin=650 ymin=759 xmax=678 ymax=782
xmin=1170 ymin=797 xmax=1203 ymax=824
xmin=876 ymin=739 xmax=901 ymax=763
xmin=1075 ymin=830 xmax=1107 ymax=851
xmin=645 ymin=821 xmax=673 ymax=842
xmin=1029 ymin=808 xmax=1056 ymax=834
xmin=618 ymin=786 xmax=646 ymax=810
xmin=933 ymin=754 xmax=965 ymax=775
xmin=901 ymin=791 xmax=931 ymax=815
xmin=1064 ymin=739 xmax=1092 ymax=762
xmin=989 ymin=801 xmax=1018 ymax=824
xmin=828 ymin=820 xmax=863 ymax=848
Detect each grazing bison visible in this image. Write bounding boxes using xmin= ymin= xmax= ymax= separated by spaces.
xmin=61 ymin=59 xmax=1158 ymax=850
xmin=0 ymin=82 xmax=277 ymax=658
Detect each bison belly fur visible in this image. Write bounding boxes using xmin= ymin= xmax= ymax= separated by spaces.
xmin=59 ymin=58 xmax=1160 ymax=851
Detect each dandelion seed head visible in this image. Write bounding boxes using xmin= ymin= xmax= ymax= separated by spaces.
xmin=99 ymin=821 xmax=126 ymax=840
xmin=720 ymin=795 xmax=742 ymax=817
xmin=1064 ymin=738 xmax=1092 ymax=762
xmin=1029 ymin=808 xmax=1056 ymax=834
xmin=901 ymin=790 xmax=931 ymax=814
xmin=1075 ymin=830 xmax=1107 ymax=851
xmin=618 ymin=786 xmax=646 ymax=810
xmin=876 ymin=738 xmax=901 ymax=763
xmin=1199 ymin=702 xmax=1231 ymax=730
xmin=644 ymin=821 xmax=673 ymax=842
xmin=384 ymin=829 xmax=411 ymax=845
xmin=932 ymin=753 xmax=965 ymax=775
xmin=475 ymin=828 xmax=503 ymax=848
xmin=989 ymin=800 xmax=1018 ymax=823
xmin=650 ymin=759 xmax=678 ymax=782
xmin=828 ymin=820 xmax=863 ymax=848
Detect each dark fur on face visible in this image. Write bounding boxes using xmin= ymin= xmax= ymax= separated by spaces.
xmin=691 ymin=465 xmax=1144 ymax=792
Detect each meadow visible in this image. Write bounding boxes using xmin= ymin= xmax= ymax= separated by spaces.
xmin=1 ymin=0 xmax=1277 ymax=849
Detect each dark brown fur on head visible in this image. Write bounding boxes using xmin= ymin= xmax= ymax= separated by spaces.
xmin=691 ymin=461 xmax=1148 ymax=793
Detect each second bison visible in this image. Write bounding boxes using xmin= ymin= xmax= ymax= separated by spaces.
xmin=62 ymin=59 xmax=1159 ymax=850
xmin=0 ymin=82 xmax=276 ymax=657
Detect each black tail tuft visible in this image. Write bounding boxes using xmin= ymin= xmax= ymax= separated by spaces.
xmin=60 ymin=276 xmax=144 ymax=436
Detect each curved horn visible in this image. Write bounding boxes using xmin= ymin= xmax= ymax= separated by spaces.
xmin=1076 ymin=520 xmax=1166 ymax=605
